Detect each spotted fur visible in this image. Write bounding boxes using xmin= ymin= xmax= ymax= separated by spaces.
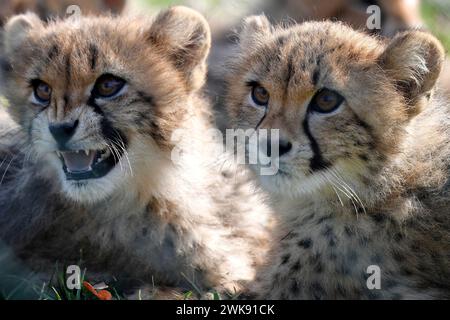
xmin=0 ymin=8 xmax=273 ymax=297
xmin=225 ymin=16 xmax=450 ymax=299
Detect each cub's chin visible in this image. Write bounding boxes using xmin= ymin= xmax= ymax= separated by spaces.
xmin=255 ymin=165 xmax=326 ymax=199
xmin=44 ymin=152 xmax=127 ymax=204
xmin=251 ymin=163 xmax=294 ymax=194
xmin=59 ymin=166 xmax=124 ymax=204
xmin=41 ymin=145 xmax=130 ymax=203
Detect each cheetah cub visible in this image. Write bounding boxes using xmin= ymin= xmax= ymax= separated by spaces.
xmin=225 ymin=16 xmax=450 ymax=299
xmin=0 ymin=8 xmax=272 ymax=297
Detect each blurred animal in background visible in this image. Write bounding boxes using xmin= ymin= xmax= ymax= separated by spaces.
xmin=0 ymin=0 xmax=125 ymax=25
xmin=267 ymin=0 xmax=423 ymax=37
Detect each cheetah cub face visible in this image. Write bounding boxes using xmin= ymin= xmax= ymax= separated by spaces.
xmin=226 ymin=17 xmax=444 ymax=199
xmin=1 ymin=7 xmax=210 ymax=203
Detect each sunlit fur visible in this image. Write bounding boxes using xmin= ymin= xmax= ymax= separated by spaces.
xmin=225 ymin=16 xmax=450 ymax=299
xmin=0 ymin=8 xmax=273 ymax=297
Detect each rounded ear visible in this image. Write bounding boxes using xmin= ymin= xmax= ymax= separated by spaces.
xmin=148 ymin=6 xmax=211 ymax=92
xmin=3 ymin=13 xmax=43 ymax=58
xmin=379 ymin=31 xmax=445 ymax=112
xmin=238 ymin=15 xmax=272 ymax=49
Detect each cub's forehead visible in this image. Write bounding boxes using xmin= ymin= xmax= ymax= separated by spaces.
xmin=21 ymin=17 xmax=147 ymax=83
xmin=32 ymin=17 xmax=140 ymax=53
xmin=244 ymin=22 xmax=384 ymax=85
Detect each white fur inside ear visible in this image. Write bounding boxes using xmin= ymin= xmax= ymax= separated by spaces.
xmin=148 ymin=6 xmax=211 ymax=91
xmin=3 ymin=13 xmax=42 ymax=57
xmin=381 ymin=31 xmax=445 ymax=100
xmin=400 ymin=47 xmax=429 ymax=88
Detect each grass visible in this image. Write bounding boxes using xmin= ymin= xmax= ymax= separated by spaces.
xmin=0 ymin=261 xmax=125 ymax=300
xmin=0 ymin=261 xmax=233 ymax=300
xmin=422 ymin=0 xmax=450 ymax=52
xmin=43 ymin=265 xmax=122 ymax=300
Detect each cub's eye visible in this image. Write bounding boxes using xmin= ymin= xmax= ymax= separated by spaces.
xmin=32 ymin=80 xmax=52 ymax=104
xmin=93 ymin=74 xmax=126 ymax=98
xmin=251 ymin=85 xmax=270 ymax=106
xmin=310 ymin=88 xmax=344 ymax=113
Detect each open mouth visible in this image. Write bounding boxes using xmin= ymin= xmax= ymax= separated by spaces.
xmin=57 ymin=148 xmax=120 ymax=180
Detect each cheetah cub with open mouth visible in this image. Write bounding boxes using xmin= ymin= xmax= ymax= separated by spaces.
xmin=225 ymin=16 xmax=450 ymax=299
xmin=0 ymin=7 xmax=273 ymax=297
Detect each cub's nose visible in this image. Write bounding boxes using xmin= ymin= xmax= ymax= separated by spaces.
xmin=279 ymin=140 xmax=293 ymax=156
xmin=266 ymin=139 xmax=292 ymax=157
xmin=49 ymin=120 xmax=79 ymax=147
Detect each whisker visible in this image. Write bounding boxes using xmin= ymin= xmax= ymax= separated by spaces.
xmin=0 ymin=154 xmax=18 ymax=185
xmin=328 ymin=168 xmax=366 ymax=216
xmin=332 ymin=169 xmax=367 ymax=214
xmin=327 ymin=179 xmax=344 ymax=207
xmin=110 ymin=139 xmax=133 ymax=177
xmin=110 ymin=129 xmax=133 ymax=176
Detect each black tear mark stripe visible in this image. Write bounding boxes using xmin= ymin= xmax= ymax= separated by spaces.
xmin=86 ymin=96 xmax=128 ymax=149
xmin=255 ymin=108 xmax=267 ymax=130
xmin=137 ymin=91 xmax=155 ymax=105
xmin=355 ymin=116 xmax=372 ymax=133
xmin=302 ymin=113 xmax=330 ymax=171
xmin=87 ymin=95 xmax=104 ymax=116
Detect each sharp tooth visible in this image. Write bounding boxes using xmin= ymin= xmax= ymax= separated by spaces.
xmin=56 ymin=151 xmax=61 ymax=157
xmin=84 ymin=149 xmax=89 ymax=156
xmin=100 ymin=150 xmax=109 ymax=160
xmin=76 ymin=150 xmax=80 ymax=154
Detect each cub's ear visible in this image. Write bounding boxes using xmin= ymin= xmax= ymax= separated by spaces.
xmin=380 ymin=31 xmax=445 ymax=112
xmin=148 ymin=6 xmax=211 ymax=92
xmin=3 ymin=13 xmax=43 ymax=58
xmin=238 ymin=15 xmax=272 ymax=49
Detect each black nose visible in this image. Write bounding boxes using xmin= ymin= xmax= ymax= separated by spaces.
xmin=266 ymin=139 xmax=292 ymax=157
xmin=49 ymin=120 xmax=79 ymax=147
xmin=278 ymin=139 xmax=293 ymax=156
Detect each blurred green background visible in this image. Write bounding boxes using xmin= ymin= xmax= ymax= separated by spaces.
xmin=422 ymin=0 xmax=450 ymax=51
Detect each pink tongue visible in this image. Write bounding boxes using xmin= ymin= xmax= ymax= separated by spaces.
xmin=62 ymin=151 xmax=95 ymax=172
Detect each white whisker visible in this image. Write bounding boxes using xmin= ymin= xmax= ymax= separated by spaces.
xmin=0 ymin=154 xmax=18 ymax=185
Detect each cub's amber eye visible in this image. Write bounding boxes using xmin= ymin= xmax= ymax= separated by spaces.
xmin=32 ymin=80 xmax=52 ymax=104
xmin=310 ymin=88 xmax=344 ymax=113
xmin=251 ymin=85 xmax=270 ymax=106
xmin=94 ymin=74 xmax=126 ymax=98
